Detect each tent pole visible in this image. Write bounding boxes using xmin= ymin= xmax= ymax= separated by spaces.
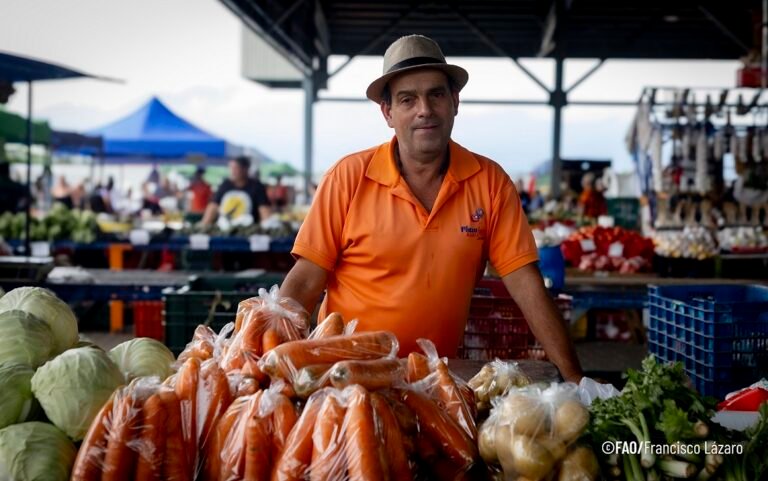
xmin=24 ymin=81 xmax=33 ymax=256
xmin=303 ymin=75 xmax=314 ymax=201
xmin=550 ymin=58 xmax=565 ymax=198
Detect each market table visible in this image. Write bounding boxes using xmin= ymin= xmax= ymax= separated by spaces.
xmin=449 ymin=359 xmax=560 ymax=383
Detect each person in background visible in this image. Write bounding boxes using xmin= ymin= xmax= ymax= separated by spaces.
xmin=0 ymin=161 xmax=26 ymax=214
xmin=270 ymin=175 xmax=290 ymax=212
xmin=88 ymin=182 xmax=111 ymax=213
xmin=578 ymin=172 xmax=607 ymax=219
xmin=188 ymin=166 xmax=212 ymax=214
xmin=51 ymin=175 xmax=73 ymax=208
xmin=70 ymin=182 xmax=87 ymax=210
xmin=201 ymin=156 xmax=271 ymax=226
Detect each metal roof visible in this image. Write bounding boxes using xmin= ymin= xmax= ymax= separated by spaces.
xmin=221 ymin=0 xmax=761 ymax=74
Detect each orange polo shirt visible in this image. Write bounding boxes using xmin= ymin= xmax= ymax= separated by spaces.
xmin=292 ymin=137 xmax=538 ymax=356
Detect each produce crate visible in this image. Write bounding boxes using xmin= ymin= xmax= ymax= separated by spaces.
xmin=163 ymin=290 xmax=254 ymax=355
xmin=459 ymin=279 xmax=572 ymax=361
xmin=647 ymin=284 xmax=768 ymax=399
xmin=133 ymin=300 xmax=164 ymax=341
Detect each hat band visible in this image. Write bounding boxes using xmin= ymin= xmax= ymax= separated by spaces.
xmin=386 ymin=56 xmax=444 ymax=74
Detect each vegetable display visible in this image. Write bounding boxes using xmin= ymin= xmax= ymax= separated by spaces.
xmin=0 ymin=310 xmax=55 ymax=367
xmin=108 ymin=338 xmax=175 ymax=382
xmin=560 ymin=226 xmax=654 ymax=273
xmin=0 ymin=421 xmax=77 ymax=481
xmin=0 ymin=287 xmax=79 ymax=355
xmin=0 ymin=363 xmax=37 ymax=430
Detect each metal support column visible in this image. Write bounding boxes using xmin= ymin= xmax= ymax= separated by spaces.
xmin=550 ymin=58 xmax=565 ymax=198
xmin=303 ymin=75 xmax=314 ymax=200
xmin=24 ymin=81 xmax=33 ymax=256
xmin=763 ymin=0 xmax=767 ymax=88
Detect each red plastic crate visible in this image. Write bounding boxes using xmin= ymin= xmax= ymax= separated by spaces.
xmin=133 ymin=300 xmax=165 ymax=341
xmin=458 ymin=279 xmax=572 ymax=361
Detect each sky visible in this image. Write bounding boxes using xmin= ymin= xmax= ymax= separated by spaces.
xmin=1 ymin=0 xmax=742 ymax=179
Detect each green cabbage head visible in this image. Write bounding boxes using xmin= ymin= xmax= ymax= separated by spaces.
xmin=0 ymin=287 xmax=78 ymax=354
xmin=0 ymin=422 xmax=76 ymax=481
xmin=31 ymin=346 xmax=123 ymax=440
xmin=0 ymin=363 xmax=37 ymax=429
xmin=109 ymin=337 xmax=175 ymax=382
xmin=0 ymin=310 xmax=54 ymax=368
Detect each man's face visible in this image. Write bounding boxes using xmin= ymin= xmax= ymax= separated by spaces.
xmin=380 ymin=69 xmax=459 ymax=161
xmin=229 ymin=160 xmax=247 ymax=182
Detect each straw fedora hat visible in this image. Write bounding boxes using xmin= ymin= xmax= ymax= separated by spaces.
xmin=366 ymin=34 xmax=469 ymax=103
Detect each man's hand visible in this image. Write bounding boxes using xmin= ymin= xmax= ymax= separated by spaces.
xmin=501 ymin=263 xmax=584 ymax=382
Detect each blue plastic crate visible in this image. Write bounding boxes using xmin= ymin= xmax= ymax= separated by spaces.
xmin=647 ymin=284 xmax=768 ymax=399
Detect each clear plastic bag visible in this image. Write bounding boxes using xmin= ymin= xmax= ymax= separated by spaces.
xmin=177 ymin=325 xmax=217 ymax=364
xmin=203 ymin=384 xmax=298 ymax=481
xmin=259 ymin=331 xmax=399 ymax=383
xmin=70 ymin=376 xmax=192 ymax=481
xmin=468 ymin=359 xmax=532 ymax=412
xmin=307 ymin=312 xmax=357 ymax=340
xmin=482 ymin=382 xmax=594 ymax=481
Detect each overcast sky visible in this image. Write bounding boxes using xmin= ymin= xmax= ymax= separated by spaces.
xmin=1 ymin=0 xmax=741 ymax=177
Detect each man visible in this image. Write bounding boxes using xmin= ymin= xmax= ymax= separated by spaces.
xmin=201 ymin=156 xmax=271 ymax=227
xmin=0 ymin=161 xmax=26 ymax=214
xmin=280 ymin=35 xmax=583 ymax=382
xmin=188 ymin=166 xmax=213 ymax=214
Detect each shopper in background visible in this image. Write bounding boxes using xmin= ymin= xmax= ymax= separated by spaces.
xmin=579 ymin=172 xmax=608 ymax=219
xmin=187 ymin=166 xmax=212 ymax=214
xmin=201 ymin=156 xmax=271 ymax=226
xmin=0 ymin=161 xmax=26 ymax=214
xmin=270 ymin=175 xmax=290 ymax=212
xmin=279 ymin=34 xmax=582 ymax=382
xmin=51 ymin=175 xmax=73 ymax=208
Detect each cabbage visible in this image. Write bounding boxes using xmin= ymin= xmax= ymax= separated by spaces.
xmin=0 ymin=287 xmax=78 ymax=354
xmin=109 ymin=337 xmax=175 ymax=382
xmin=0 ymin=422 xmax=76 ymax=481
xmin=0 ymin=310 xmax=54 ymax=367
xmin=31 ymin=346 xmax=123 ymax=440
xmin=0 ymin=364 xmax=36 ymax=429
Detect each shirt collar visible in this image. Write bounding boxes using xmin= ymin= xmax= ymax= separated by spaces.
xmin=365 ymin=136 xmax=481 ymax=187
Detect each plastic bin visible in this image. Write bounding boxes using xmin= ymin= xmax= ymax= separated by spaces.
xmin=647 ymin=284 xmax=768 ymax=399
xmin=459 ymin=278 xmax=572 ymax=361
xmin=163 ymin=290 xmax=254 ymax=355
xmin=133 ymin=300 xmax=164 ymax=341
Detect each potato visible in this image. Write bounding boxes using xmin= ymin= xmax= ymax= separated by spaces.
xmin=538 ymin=435 xmax=567 ymax=460
xmin=501 ymin=394 xmax=550 ymax=437
xmin=496 ymin=424 xmax=517 ymax=476
xmin=553 ymin=400 xmax=589 ymax=444
xmin=510 ymin=435 xmax=556 ymax=480
xmin=479 ymin=419 xmax=499 ymax=463
xmin=557 ymin=446 xmax=599 ymax=481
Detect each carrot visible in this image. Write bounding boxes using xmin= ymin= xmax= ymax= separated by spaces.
xmin=71 ymin=398 xmax=114 ymax=481
xmin=237 ymin=377 xmax=260 ymax=397
xmin=244 ymin=395 xmax=273 ymax=481
xmin=236 ymin=297 xmax=262 ymax=333
xmin=218 ymin=395 xmax=254 ymax=481
xmin=198 ymin=360 xmax=234 ymax=451
xmin=101 ymin=389 xmax=141 ymax=481
xmin=134 ymin=393 xmax=168 ymax=481
xmin=261 ymin=332 xmax=398 ymax=379
xmin=271 ymin=390 xmax=327 ymax=481
xmin=329 ymin=358 xmax=404 ymax=390
xmin=415 ymin=432 xmax=439 ymax=461
xmin=310 ymin=312 xmax=344 ymax=339
xmin=272 ymin=379 xmax=296 ymax=399
xmin=343 ymin=386 xmax=386 ymax=481
xmin=174 ymin=358 xmax=200 ymax=459
xmin=380 ymin=392 xmax=417 ymax=436
xmin=293 ymin=364 xmax=332 ymax=399
xmin=262 ymin=327 xmax=281 ymax=353
xmin=204 ymin=396 xmax=249 ymax=481
xmin=406 ymin=352 xmax=431 ymax=383
xmin=400 ymin=390 xmax=477 ymax=469
xmin=435 ymin=361 xmax=478 ymax=440
xmin=241 ymin=313 xmax=264 ymax=357
xmin=159 ymin=390 xmax=191 ymax=481
xmin=271 ymin=394 xmax=298 ymax=460
xmin=371 ymin=393 xmax=413 ymax=481
xmin=242 ymin=359 xmax=269 ymax=384
xmin=309 ymin=393 xmax=347 ymax=481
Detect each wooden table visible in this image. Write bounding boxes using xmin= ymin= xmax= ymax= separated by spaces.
xmin=448 ymin=359 xmax=560 ymax=383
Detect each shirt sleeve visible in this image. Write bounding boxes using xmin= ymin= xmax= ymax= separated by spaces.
xmin=291 ymin=165 xmax=352 ymax=272
xmin=487 ymin=177 xmax=539 ymax=277
xmin=253 ymin=181 xmax=269 ymax=207
xmin=213 ymin=181 xmax=228 ymax=204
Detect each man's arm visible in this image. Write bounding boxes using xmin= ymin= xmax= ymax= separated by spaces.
xmin=258 ymin=205 xmax=272 ymax=223
xmin=200 ymin=202 xmax=218 ymax=226
xmin=279 ymin=257 xmax=329 ymax=315
xmin=502 ymin=263 xmax=583 ymax=383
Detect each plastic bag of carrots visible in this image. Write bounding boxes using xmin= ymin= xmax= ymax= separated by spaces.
xmin=221 ymin=286 xmax=309 ymax=378
xmin=71 ymin=377 xmax=191 ymax=481
xmin=201 ymin=383 xmax=299 ymax=481
xmin=169 ymin=356 xmax=235 ymax=479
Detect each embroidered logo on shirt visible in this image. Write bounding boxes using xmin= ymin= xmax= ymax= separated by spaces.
xmin=471 ymin=208 xmax=484 ymax=222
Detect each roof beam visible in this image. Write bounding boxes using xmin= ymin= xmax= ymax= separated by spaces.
xmin=697 ymin=4 xmax=751 ymax=54
xmin=243 ymin=0 xmax=313 ymax=67
xmin=565 ymin=58 xmax=605 ymax=94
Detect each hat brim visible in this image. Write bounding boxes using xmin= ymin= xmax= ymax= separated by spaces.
xmin=366 ymin=63 xmax=468 ymax=103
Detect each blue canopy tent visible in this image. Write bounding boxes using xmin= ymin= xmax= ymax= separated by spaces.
xmin=79 ymin=97 xmax=263 ymax=165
